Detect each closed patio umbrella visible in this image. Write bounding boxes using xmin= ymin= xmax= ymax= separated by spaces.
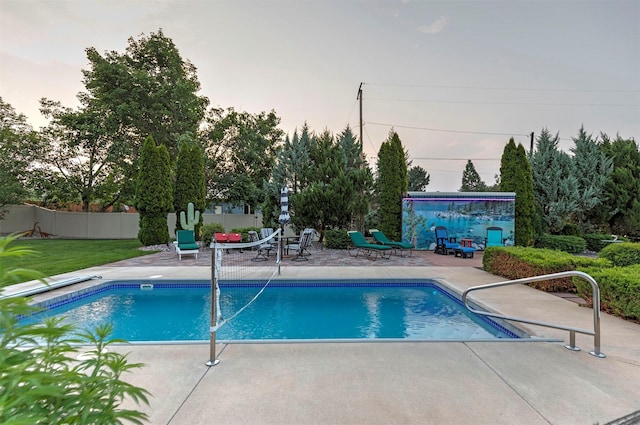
xmin=278 ymin=185 xmax=290 ymax=225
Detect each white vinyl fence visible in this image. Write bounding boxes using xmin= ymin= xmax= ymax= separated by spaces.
xmin=0 ymin=204 xmax=263 ymax=239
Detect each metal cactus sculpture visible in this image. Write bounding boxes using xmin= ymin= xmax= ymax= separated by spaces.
xmin=179 ymin=202 xmax=200 ymax=231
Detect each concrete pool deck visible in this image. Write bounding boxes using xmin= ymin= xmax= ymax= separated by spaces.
xmin=6 ymin=249 xmax=640 ymax=424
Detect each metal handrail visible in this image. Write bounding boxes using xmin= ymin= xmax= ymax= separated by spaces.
xmin=462 ymin=271 xmax=605 ymax=358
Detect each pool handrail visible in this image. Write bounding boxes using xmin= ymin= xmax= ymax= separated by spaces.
xmin=462 ymin=271 xmax=605 ymax=358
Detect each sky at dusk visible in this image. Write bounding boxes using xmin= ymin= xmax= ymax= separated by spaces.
xmin=1 ymin=0 xmax=638 ymax=192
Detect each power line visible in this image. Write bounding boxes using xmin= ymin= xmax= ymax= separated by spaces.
xmin=363 ymin=82 xmax=638 ymax=93
xmin=365 ymin=98 xmax=638 ymax=107
xmin=366 ymin=121 xmax=530 ymax=137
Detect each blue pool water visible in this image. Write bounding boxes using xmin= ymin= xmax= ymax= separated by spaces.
xmin=21 ymin=280 xmax=524 ymax=342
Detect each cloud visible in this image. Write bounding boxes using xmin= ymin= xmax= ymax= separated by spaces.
xmin=418 ymin=16 xmax=448 ymax=34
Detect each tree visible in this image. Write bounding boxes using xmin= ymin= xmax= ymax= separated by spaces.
xmin=376 ymin=131 xmax=408 ymax=241
xmin=174 ymin=139 xmax=206 ymax=234
xmin=408 ymin=165 xmax=430 ymax=191
xmin=570 ymin=126 xmax=613 ymax=230
xmin=82 ymin=29 xmax=208 ymax=159
xmin=201 ymin=107 xmax=283 ymax=211
xmin=32 ymin=30 xmax=207 ymax=211
xmin=37 ymin=100 xmax=132 ymax=212
xmin=293 ymin=130 xmax=350 ymax=239
xmin=499 ymin=138 xmax=535 ymax=245
xmin=600 ymin=134 xmax=640 ymax=237
xmin=0 ymin=98 xmax=38 ymax=217
xmin=260 ymin=125 xmax=311 ymax=227
xmin=136 ymin=137 xmax=173 ymax=245
xmin=272 ymin=126 xmax=373 ymax=239
xmin=459 ymin=160 xmax=487 ymax=192
xmin=530 ymin=128 xmax=579 ymax=233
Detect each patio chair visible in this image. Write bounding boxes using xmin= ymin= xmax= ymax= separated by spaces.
xmin=369 ymin=229 xmax=414 ymax=257
xmin=485 ymin=226 xmax=504 ymax=247
xmin=347 ymin=230 xmax=392 ymax=261
xmin=248 ymin=230 xmax=271 ymax=261
xmin=260 ymin=227 xmax=277 ymax=249
xmin=434 ymin=226 xmax=459 ymax=255
xmin=175 ymin=229 xmax=199 ymax=261
xmin=286 ymin=229 xmax=315 ymax=261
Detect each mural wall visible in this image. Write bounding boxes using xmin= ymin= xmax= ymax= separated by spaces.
xmin=401 ymin=192 xmax=516 ymax=250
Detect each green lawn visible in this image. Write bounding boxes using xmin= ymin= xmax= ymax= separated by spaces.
xmin=1 ymin=239 xmax=158 ymax=287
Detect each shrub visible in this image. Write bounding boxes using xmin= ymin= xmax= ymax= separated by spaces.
xmin=483 ymin=246 xmax=609 ymax=292
xmin=575 ymin=265 xmax=640 ymax=322
xmin=325 ymin=229 xmax=350 ymax=249
xmin=598 ymin=242 xmax=640 ymax=267
xmin=559 ymin=223 xmax=581 ymax=236
xmin=583 ymin=234 xmax=617 ymax=252
xmin=138 ymin=213 xmax=171 ymax=246
xmin=537 ymin=234 xmax=586 ymax=253
xmin=230 ymin=227 xmax=262 ymax=243
xmin=201 ymin=222 xmax=225 ymax=245
xmin=0 ymin=234 xmax=150 ymax=424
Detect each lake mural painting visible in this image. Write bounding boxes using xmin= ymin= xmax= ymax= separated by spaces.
xmin=401 ymin=192 xmax=516 ymax=250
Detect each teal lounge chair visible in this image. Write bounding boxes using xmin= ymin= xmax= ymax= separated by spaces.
xmin=369 ymin=229 xmax=414 ymax=257
xmin=347 ymin=231 xmax=392 ymax=260
xmin=176 ymin=229 xmax=199 ymax=260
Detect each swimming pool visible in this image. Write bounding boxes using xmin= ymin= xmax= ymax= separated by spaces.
xmin=22 ymin=279 xmax=526 ymax=342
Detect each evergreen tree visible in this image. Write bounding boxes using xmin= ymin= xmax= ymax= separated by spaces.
xmin=136 ymin=136 xmax=173 ymax=245
xmin=408 ymin=165 xmax=430 ymax=191
xmin=337 ymin=126 xmax=373 ymax=232
xmin=293 ymin=130 xmax=350 ymax=239
xmin=376 ymin=131 xmax=408 ymax=241
xmin=174 ymin=139 xmax=206 ymax=234
xmin=530 ymin=128 xmax=579 ymax=233
xmin=600 ymin=134 xmax=640 ymax=237
xmin=499 ymin=138 xmax=535 ymax=245
xmin=570 ymin=126 xmax=613 ymax=230
xmin=460 ymin=160 xmax=487 ymax=192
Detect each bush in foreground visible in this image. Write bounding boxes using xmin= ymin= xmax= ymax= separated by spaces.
xmin=483 ymin=246 xmax=609 ymax=292
xmin=0 ymin=234 xmax=150 ymax=424
xmin=575 ymin=265 xmax=640 ymax=322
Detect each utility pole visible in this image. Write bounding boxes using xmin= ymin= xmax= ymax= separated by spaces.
xmin=530 ymin=132 xmax=535 ymax=154
xmin=357 ymin=83 xmax=363 ymax=149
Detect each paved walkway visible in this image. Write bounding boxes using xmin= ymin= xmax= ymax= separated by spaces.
xmin=108 ymin=245 xmax=485 ymax=268
xmin=8 ymin=248 xmax=640 ymax=425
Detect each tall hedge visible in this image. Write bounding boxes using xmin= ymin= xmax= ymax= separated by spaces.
xmin=499 ymin=139 xmax=535 ymax=246
xmin=136 ymin=136 xmax=173 ymax=245
xmin=376 ymin=131 xmax=407 ymax=241
xmin=174 ymin=141 xmax=206 ymax=233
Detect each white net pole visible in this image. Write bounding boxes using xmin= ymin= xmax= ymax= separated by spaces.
xmin=206 ymin=244 xmax=222 ymax=366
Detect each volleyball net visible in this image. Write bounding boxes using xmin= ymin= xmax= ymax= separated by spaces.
xmin=206 ymin=228 xmax=282 ymax=366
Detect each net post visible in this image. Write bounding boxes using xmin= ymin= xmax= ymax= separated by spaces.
xmin=277 ymin=227 xmax=282 ymax=275
xmin=206 ymin=244 xmax=220 ymax=367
